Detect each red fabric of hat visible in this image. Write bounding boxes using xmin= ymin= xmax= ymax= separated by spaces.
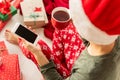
xmin=82 ymin=0 xmax=120 ymax=35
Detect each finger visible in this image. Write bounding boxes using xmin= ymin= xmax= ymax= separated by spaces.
xmin=28 ymin=26 xmax=32 ymax=29
xmin=4 ymin=30 xmax=9 ymax=37
xmin=28 ymin=26 xmax=35 ymax=32
xmin=31 ymin=28 xmax=35 ymax=32
xmin=5 ymin=29 xmax=10 ymax=32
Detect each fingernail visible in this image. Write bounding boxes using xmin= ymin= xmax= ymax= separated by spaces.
xmin=5 ymin=29 xmax=9 ymax=32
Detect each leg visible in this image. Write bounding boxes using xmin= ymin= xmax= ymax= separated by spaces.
xmin=4 ymin=29 xmax=20 ymax=45
xmin=4 ymin=29 xmax=40 ymax=54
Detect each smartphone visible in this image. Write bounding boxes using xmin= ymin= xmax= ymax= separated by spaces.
xmin=12 ymin=23 xmax=39 ymax=45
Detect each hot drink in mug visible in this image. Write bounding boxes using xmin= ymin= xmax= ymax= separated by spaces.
xmin=51 ymin=7 xmax=71 ymax=30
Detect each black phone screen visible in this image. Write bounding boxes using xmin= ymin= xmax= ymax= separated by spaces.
xmin=15 ymin=24 xmax=38 ymax=43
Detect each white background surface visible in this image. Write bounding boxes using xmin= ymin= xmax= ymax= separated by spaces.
xmin=0 ymin=9 xmax=52 ymax=80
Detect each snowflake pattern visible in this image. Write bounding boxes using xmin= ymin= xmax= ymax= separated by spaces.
xmin=33 ymin=22 xmax=86 ymax=78
xmin=52 ymin=22 xmax=85 ymax=78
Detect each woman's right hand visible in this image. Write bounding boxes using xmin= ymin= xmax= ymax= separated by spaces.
xmin=22 ymin=40 xmax=49 ymax=66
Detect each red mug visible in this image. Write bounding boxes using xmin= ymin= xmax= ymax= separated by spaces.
xmin=51 ymin=7 xmax=71 ymax=30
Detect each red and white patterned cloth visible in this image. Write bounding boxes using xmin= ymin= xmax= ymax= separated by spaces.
xmin=52 ymin=22 xmax=85 ymax=78
xmin=0 ymin=41 xmax=8 ymax=56
xmin=38 ymin=22 xmax=85 ymax=78
xmin=18 ymin=38 xmax=38 ymax=67
xmin=18 ymin=22 xmax=85 ymax=78
xmin=0 ymin=41 xmax=20 ymax=80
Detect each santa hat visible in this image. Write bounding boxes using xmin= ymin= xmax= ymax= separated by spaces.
xmin=69 ymin=0 xmax=120 ymax=45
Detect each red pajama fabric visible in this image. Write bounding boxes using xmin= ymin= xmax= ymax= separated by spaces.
xmin=38 ymin=22 xmax=85 ymax=78
xmin=43 ymin=0 xmax=69 ymax=40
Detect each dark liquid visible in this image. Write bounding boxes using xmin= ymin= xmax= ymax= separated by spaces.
xmin=53 ymin=11 xmax=70 ymax=21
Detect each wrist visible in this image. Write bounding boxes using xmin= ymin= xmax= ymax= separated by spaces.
xmin=34 ymin=51 xmax=49 ymax=66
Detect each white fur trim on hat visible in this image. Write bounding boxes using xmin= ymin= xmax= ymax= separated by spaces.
xmin=69 ymin=0 xmax=118 ymax=45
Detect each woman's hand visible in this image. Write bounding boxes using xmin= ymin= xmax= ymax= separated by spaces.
xmin=22 ymin=40 xmax=49 ymax=66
